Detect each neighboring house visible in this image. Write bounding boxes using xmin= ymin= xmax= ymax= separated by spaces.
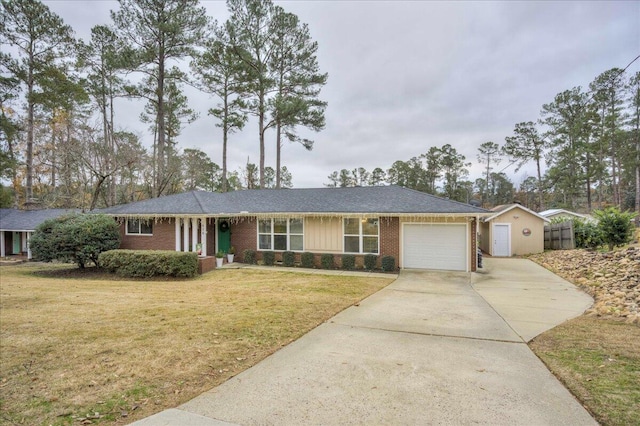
xmin=97 ymin=186 xmax=490 ymax=272
xmin=479 ymin=204 xmax=549 ymax=257
xmin=539 ymin=208 xmax=594 ymax=223
xmin=0 ymin=208 xmax=78 ymax=259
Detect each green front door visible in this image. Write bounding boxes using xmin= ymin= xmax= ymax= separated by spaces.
xmin=12 ymin=232 xmax=20 ymax=254
xmin=217 ymin=219 xmax=231 ymax=254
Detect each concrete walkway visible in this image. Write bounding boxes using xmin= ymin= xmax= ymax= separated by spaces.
xmin=132 ymin=258 xmax=595 ymax=425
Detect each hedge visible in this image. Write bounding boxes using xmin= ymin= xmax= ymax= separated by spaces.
xmin=262 ymin=251 xmax=275 ymax=266
xmin=364 ymin=254 xmax=377 ymax=271
xmin=282 ymin=251 xmax=295 ymax=267
xmin=321 ymin=253 xmax=334 ymax=269
xmin=99 ymin=250 xmax=198 ymax=278
xmin=301 ymin=252 xmax=315 ymax=268
xmin=243 ymin=249 xmax=256 ymax=264
xmin=341 ymin=254 xmax=355 ymax=270
xmin=381 ymin=255 xmax=396 ymax=272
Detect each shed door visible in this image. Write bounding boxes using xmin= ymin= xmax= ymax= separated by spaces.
xmin=403 ymin=224 xmax=467 ymax=271
xmin=492 ymin=223 xmax=510 ymax=257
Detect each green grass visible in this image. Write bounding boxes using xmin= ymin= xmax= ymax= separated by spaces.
xmin=0 ymin=263 xmax=393 ymax=425
xmin=530 ymin=316 xmax=640 ymax=426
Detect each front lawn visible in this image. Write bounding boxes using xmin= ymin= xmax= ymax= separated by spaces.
xmin=530 ymin=316 xmax=640 ymax=426
xmin=0 ymin=263 xmax=393 ymax=425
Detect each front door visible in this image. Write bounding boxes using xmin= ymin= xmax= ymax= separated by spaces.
xmin=12 ymin=232 xmax=21 ymax=254
xmin=217 ymin=219 xmax=231 ymax=254
xmin=492 ymin=223 xmax=510 ymax=257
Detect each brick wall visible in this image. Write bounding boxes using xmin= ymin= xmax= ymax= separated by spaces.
xmin=119 ymin=219 xmax=175 ymax=250
xmin=379 ymin=216 xmax=399 ymax=268
xmin=230 ymin=217 xmax=257 ymax=262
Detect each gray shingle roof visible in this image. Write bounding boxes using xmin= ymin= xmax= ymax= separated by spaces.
xmin=0 ymin=208 xmax=79 ymax=231
xmin=96 ymin=186 xmax=489 ymax=216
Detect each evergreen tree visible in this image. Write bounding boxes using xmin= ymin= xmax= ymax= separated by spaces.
xmin=1 ymin=0 xmax=74 ymax=203
xmin=111 ymin=0 xmax=208 ymax=197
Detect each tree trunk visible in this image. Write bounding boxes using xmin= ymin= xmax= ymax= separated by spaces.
xmin=276 ymin=120 xmax=281 ymax=189
xmin=26 ymin=55 xmax=34 ymax=202
xmin=156 ymin=48 xmax=166 ymax=198
xmin=259 ymin=91 xmax=265 ymax=189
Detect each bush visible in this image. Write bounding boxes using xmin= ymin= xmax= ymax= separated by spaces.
xmin=30 ymin=213 xmax=120 ymax=268
xmin=364 ymin=254 xmax=377 ymax=270
xmin=593 ymin=207 xmax=637 ymax=251
xmin=341 ymin=254 xmax=355 ymax=270
xmin=321 ymin=253 xmax=334 ymax=269
xmin=381 ymin=255 xmax=395 ymax=272
xmin=262 ymin=251 xmax=275 ymax=266
xmin=301 ymin=252 xmax=315 ymax=268
xmin=99 ymin=250 xmax=198 ymax=277
xmin=282 ymin=251 xmax=295 ymax=267
xmin=243 ymin=249 xmax=256 ymax=264
xmin=573 ymin=218 xmax=603 ymax=249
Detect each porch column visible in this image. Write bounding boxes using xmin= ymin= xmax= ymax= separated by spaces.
xmin=175 ymin=218 xmax=181 ymax=251
xmin=183 ymin=218 xmax=190 ymax=252
xmin=26 ymin=232 xmax=32 ymax=260
xmin=191 ymin=218 xmax=198 ymax=252
xmin=1 ymin=231 xmax=5 ymax=257
xmin=200 ymin=218 xmax=207 ymax=256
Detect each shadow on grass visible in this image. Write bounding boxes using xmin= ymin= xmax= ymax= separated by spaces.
xmin=27 ymin=264 xmax=195 ymax=282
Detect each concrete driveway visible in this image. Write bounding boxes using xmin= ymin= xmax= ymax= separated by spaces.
xmin=133 ymin=258 xmax=595 ymax=425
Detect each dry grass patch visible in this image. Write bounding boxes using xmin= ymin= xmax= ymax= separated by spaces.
xmin=530 ymin=316 xmax=640 ymax=426
xmin=0 ymin=263 xmax=393 ymax=425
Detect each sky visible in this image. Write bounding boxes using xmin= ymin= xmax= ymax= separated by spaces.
xmin=43 ymin=0 xmax=640 ymax=189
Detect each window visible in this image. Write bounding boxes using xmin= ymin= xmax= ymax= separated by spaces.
xmin=258 ymin=218 xmax=304 ymax=251
xmin=126 ymin=219 xmax=153 ymax=235
xmin=344 ymin=218 xmax=378 ymax=254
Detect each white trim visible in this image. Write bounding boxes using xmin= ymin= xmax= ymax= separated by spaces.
xmin=200 ymin=218 xmax=207 ymax=256
xmin=125 ymin=218 xmax=154 ymax=236
xmin=492 ymin=223 xmax=511 ymax=257
xmin=484 ymin=204 xmax=549 ymax=223
xmin=0 ymin=231 xmax=4 ymax=257
xmin=256 ymin=218 xmax=305 ymax=252
xmin=183 ymin=218 xmax=190 ymax=252
xmin=342 ymin=217 xmax=380 ymax=254
xmin=175 ymin=218 xmax=181 ymax=251
xmin=191 ymin=218 xmax=198 ymax=252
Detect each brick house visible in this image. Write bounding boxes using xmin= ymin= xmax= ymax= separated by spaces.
xmin=98 ymin=186 xmax=489 ymax=272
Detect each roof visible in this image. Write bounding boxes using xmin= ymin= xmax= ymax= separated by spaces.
xmin=0 ymin=208 xmax=79 ymax=231
xmin=96 ymin=186 xmax=490 ymax=217
xmin=539 ymin=209 xmax=588 ymax=219
xmin=484 ymin=204 xmax=549 ymax=223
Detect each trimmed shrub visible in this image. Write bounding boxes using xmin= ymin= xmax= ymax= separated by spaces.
xmin=573 ymin=218 xmax=603 ymax=249
xmin=243 ymin=249 xmax=256 ymax=264
xmin=262 ymin=251 xmax=275 ymax=266
xmin=301 ymin=252 xmax=315 ymax=268
xmin=593 ymin=207 xmax=637 ymax=251
xmin=381 ymin=255 xmax=395 ymax=272
xmin=321 ymin=253 xmax=334 ymax=269
xmin=364 ymin=254 xmax=377 ymax=271
xmin=30 ymin=213 xmax=120 ymax=268
xmin=282 ymin=251 xmax=295 ymax=267
xmin=99 ymin=250 xmax=198 ymax=278
xmin=341 ymin=254 xmax=355 ymax=270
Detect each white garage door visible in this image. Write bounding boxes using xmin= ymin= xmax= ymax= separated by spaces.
xmin=403 ymin=224 xmax=467 ymax=271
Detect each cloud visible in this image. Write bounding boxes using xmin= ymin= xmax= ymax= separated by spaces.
xmin=42 ymin=0 xmax=640 ymax=189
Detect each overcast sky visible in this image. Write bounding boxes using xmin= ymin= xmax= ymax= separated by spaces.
xmin=44 ymin=0 xmax=640 ymax=189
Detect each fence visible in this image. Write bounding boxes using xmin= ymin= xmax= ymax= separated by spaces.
xmin=544 ymin=221 xmax=575 ymax=250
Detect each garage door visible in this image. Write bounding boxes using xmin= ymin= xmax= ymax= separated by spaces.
xmin=403 ymin=224 xmax=467 ymax=271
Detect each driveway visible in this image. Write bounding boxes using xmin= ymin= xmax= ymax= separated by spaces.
xmin=133 ymin=258 xmax=595 ymax=425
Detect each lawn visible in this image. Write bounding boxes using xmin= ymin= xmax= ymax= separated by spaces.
xmin=530 ymin=316 xmax=640 ymax=426
xmin=0 ymin=263 xmax=393 ymax=425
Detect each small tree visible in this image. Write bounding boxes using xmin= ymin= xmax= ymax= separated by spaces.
xmin=30 ymin=214 xmax=120 ymax=268
xmin=593 ymin=207 xmax=637 ymax=251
